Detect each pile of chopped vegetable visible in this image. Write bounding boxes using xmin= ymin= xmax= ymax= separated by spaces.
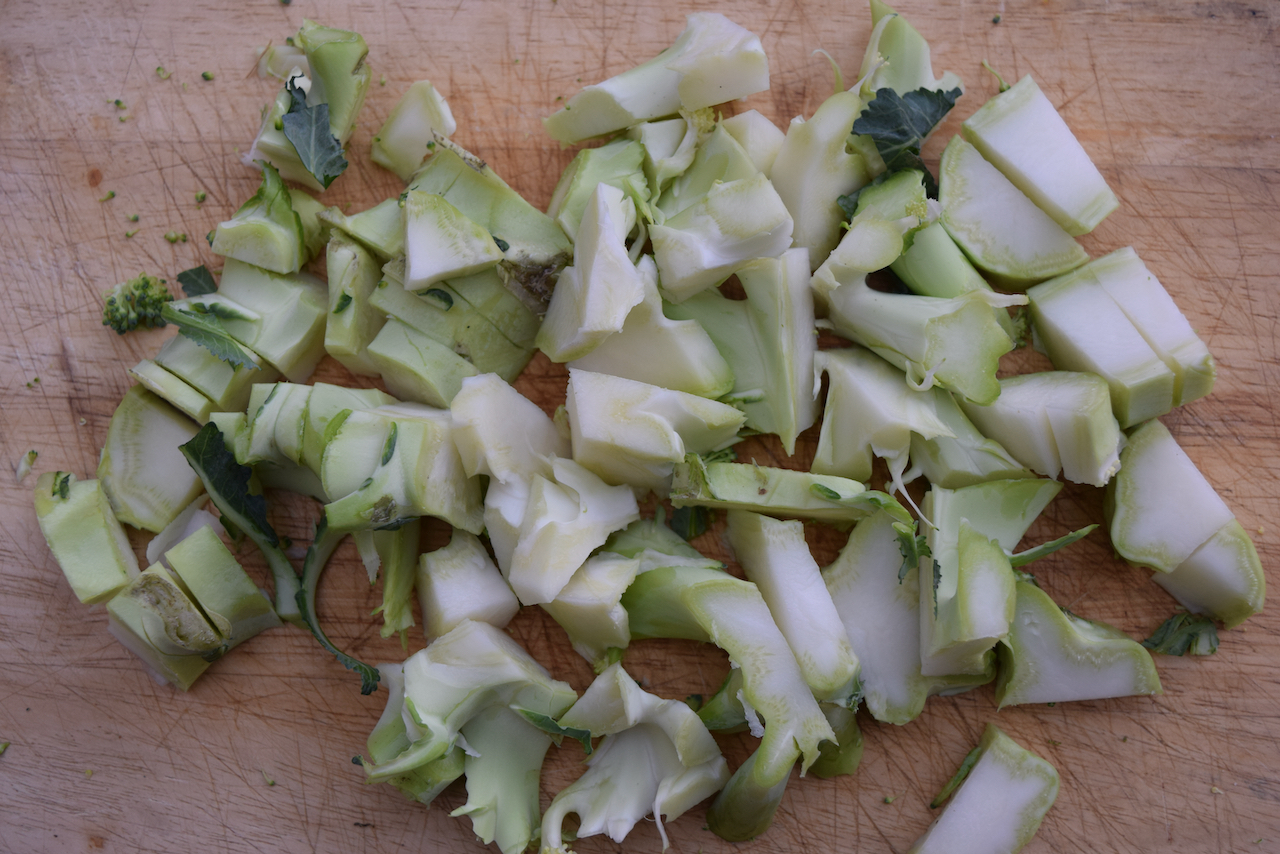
xmin=31 ymin=3 xmax=1263 ymax=853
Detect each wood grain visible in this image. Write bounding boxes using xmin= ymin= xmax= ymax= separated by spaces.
xmin=2 ymin=1 xmax=1278 ymax=852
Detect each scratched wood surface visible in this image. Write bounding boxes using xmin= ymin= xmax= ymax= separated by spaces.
xmin=2 ymin=1 xmax=1278 ymax=852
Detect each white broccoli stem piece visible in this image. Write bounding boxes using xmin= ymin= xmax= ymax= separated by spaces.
xmin=720 ymin=110 xmax=785 ymax=177
xmin=727 ymin=510 xmax=860 ymax=704
xmin=667 ymin=248 xmax=817 ymax=453
xmin=417 ymin=530 xmax=519 ymax=642
xmin=507 ymin=458 xmax=640 ymax=605
xmin=449 ymin=373 xmax=568 ymax=484
xmin=1107 ymin=420 xmax=1264 ymax=626
xmin=626 ymin=116 xmax=700 ymax=200
xmin=858 ymin=0 xmax=964 ymax=97
xmin=362 ymin=621 xmax=577 ymax=784
xmin=163 ymin=524 xmax=282 ymax=649
xmin=907 ymin=386 xmax=1036 ymax=489
xmin=651 ymin=173 xmax=794 ymax=303
xmin=365 ymin=662 xmax=466 ymax=805
xmin=371 ymin=80 xmax=457 ymax=182
xmin=939 ymin=135 xmax=1088 ymax=290
xmin=813 ymin=347 xmax=955 ymax=485
xmin=960 ymin=371 xmax=1123 ymax=487
xmin=568 ymin=255 xmax=735 ymax=399
xmin=320 ymin=197 xmax=406 ymax=261
xmin=241 ymin=382 xmax=311 ymax=468
xmin=824 ymin=511 xmax=992 ymax=726
xmin=566 ymin=368 xmax=744 ymax=492
xmin=403 ymin=191 xmax=504 ymax=291
xmin=655 ymin=123 xmax=760 ymax=220
xmin=908 ymin=724 xmax=1058 ymax=854
xmin=769 ymin=89 xmax=871 ymax=270
xmin=34 ymin=472 xmax=139 ymax=605
xmin=97 ymin=386 xmax=203 ymax=533
xmin=920 ymin=479 xmax=1062 ymax=677
xmin=547 ymin=138 xmax=649 ymax=240
xmin=996 ymin=578 xmax=1162 ymax=707
xmin=451 ymin=706 xmax=553 ymax=854
xmin=817 ymin=270 xmax=1022 ymax=406
xmin=962 ymin=74 xmax=1117 ymax=236
xmin=299 ymin=383 xmax=396 ymax=478
xmin=538 ymin=185 xmax=644 ymax=362
xmin=541 ymin=553 xmax=641 ymax=671
xmin=542 ymin=12 xmax=768 ymax=144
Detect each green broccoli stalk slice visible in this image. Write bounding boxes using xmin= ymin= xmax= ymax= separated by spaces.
xmin=34 ymin=471 xmax=139 ymax=605
xmin=364 ymin=662 xmax=466 ymax=804
xmin=358 ymin=620 xmax=577 ymax=784
xmin=824 ymin=511 xmax=994 ymax=726
xmin=451 ymin=705 xmax=554 ymax=854
xmin=210 ymin=162 xmax=307 ymax=275
xmin=541 ymin=552 xmax=641 ymax=672
xmin=907 ymin=386 xmax=1035 ymax=488
xmin=542 ymin=663 xmax=728 ymax=851
xmin=858 ymin=0 xmax=965 ymax=98
xmin=655 ymin=122 xmax=760 ymax=221
xmin=909 ymin=724 xmax=1058 ymax=854
xmin=101 ymin=273 xmax=173 ymax=334
xmin=417 ymin=530 xmax=519 ymax=642
xmin=105 ymin=566 xmax=219 ymax=690
xmin=996 ymin=577 xmax=1162 ymax=707
xmin=179 ymin=423 xmax=303 ymax=626
xmin=547 ymin=138 xmax=649 ymax=239
xmin=163 ymin=524 xmax=282 ymax=650
xmin=370 ymin=80 xmax=457 ymax=181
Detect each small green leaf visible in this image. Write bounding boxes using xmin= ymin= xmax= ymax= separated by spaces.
xmin=1009 ymin=524 xmax=1097 ymax=567
xmin=381 ymin=423 xmax=398 ymax=466
xmin=281 ymin=77 xmax=349 ymax=189
xmin=518 ymin=709 xmax=593 ymax=755
xmin=930 ymin=744 xmax=982 ymax=808
xmin=177 ymin=265 xmax=218 ymax=297
xmin=1142 ymin=613 xmax=1220 ymax=656
xmin=54 ymin=472 xmax=71 ymax=500
xmin=424 ymin=289 xmax=453 ymax=310
xmin=853 ymin=87 xmax=962 ymax=196
xmin=669 ymin=505 xmax=712 ymax=541
xmin=333 ymin=293 xmax=353 ymax=314
xmin=161 ymin=304 xmax=260 ymax=370
xmin=180 ymin=423 xmax=279 ymax=548
xmin=492 ymin=235 xmax=510 ymax=252
xmin=892 ymin=521 xmax=930 ymax=584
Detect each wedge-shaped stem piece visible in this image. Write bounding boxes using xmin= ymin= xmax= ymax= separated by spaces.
xmin=655 ymin=122 xmax=760 ymax=221
xmin=364 ymin=662 xmax=466 ymax=804
xmin=543 ymin=12 xmax=768 ymax=144
xmin=211 ymin=163 xmax=306 ymax=274
xmin=721 ymin=109 xmax=785 ymax=177
xmin=671 ymin=454 xmax=910 ymax=526
xmin=939 ymin=136 xmax=1088 ymax=290
xmin=547 ymin=138 xmax=649 ymax=239
xmin=128 ymin=359 xmax=215 ymax=424
xmin=651 ymin=173 xmax=793 ymax=303
xmin=537 ymin=184 xmax=644 ymax=362
xmin=163 ymin=525 xmax=281 ymax=649
xmin=666 ymin=248 xmax=817 ymax=452
xmin=404 ymin=191 xmax=504 ymax=290
xmin=97 ymin=386 xmax=203 ymax=533
xmin=817 ymin=270 xmax=1021 ymax=405
xmin=813 ymin=347 xmax=954 ymax=485
xmin=908 ymin=724 xmax=1058 ymax=854
xmin=908 ymin=386 xmax=1036 ymax=488
xmin=209 ymin=259 xmax=329 ymax=383
xmin=569 ymin=255 xmax=735 ymax=398
xmin=566 ymin=369 xmax=744 ymax=491
xmin=417 ymin=529 xmax=519 ymax=642
xmin=824 ymin=511 xmax=994 ymax=725
xmin=451 ymin=705 xmax=553 ymax=854
xmin=542 ymin=552 xmax=641 ymax=672
xmin=963 ymin=75 xmax=1117 ymax=236
xmin=105 ymin=566 xmax=218 ymax=690
xmin=920 ymin=479 xmax=1062 ymax=677
xmin=507 ymin=458 xmax=640 ymax=605
xmin=319 ymin=197 xmax=405 ymax=261
xmin=360 ymin=620 xmax=577 ymax=783
xmin=35 ymin=472 xmax=139 ymax=604
xmin=858 ymin=0 xmax=964 ymax=97
xmin=371 ymin=80 xmax=456 ymax=181
xmin=449 ymin=373 xmax=568 ymax=484
xmin=297 ymin=19 xmax=370 ymax=144
xmin=728 ymin=510 xmax=860 ymax=704
xmin=324 ymin=234 xmax=387 ymax=376
xmin=960 ymin=371 xmax=1123 ymax=487
xmin=996 ymin=577 xmax=1162 ymax=707
xmin=1107 ymin=420 xmax=1263 ymax=626
xmin=769 ymin=89 xmax=871 ymax=270
xmin=542 ymin=663 xmax=729 ymax=851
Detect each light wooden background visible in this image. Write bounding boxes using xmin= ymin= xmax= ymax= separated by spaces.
xmin=1 ymin=1 xmax=1277 ymax=852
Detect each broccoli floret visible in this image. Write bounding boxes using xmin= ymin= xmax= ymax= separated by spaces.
xmin=102 ymin=273 xmax=173 ymax=334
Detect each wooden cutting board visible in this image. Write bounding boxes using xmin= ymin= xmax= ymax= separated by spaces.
xmin=2 ymin=1 xmax=1278 ymax=852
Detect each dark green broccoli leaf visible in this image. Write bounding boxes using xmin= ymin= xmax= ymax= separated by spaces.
xmin=517 ymin=709 xmax=594 ymax=754
xmin=1142 ymin=613 xmax=1219 ymax=656
xmin=177 ymin=265 xmax=218 ymax=297
xmin=282 ymin=76 xmax=348 ymax=189
xmin=853 ymin=86 xmax=961 ymax=196
xmin=161 ymin=304 xmax=260 ymax=371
